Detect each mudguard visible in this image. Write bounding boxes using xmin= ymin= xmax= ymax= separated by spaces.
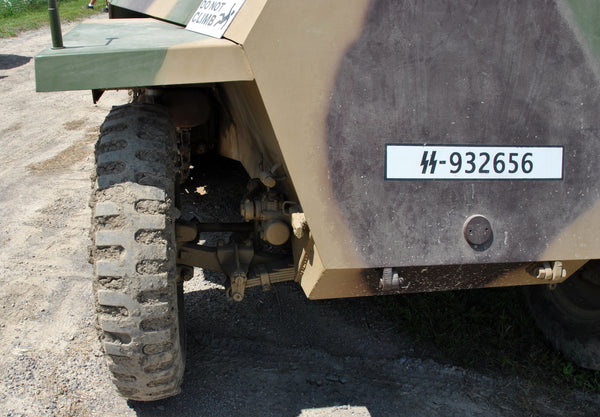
xmin=35 ymin=18 xmax=253 ymax=92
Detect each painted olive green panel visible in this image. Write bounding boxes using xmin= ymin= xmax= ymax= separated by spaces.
xmin=110 ymin=0 xmax=202 ymax=25
xmin=35 ymin=18 xmax=252 ymax=92
xmin=567 ymin=0 xmax=600 ymax=58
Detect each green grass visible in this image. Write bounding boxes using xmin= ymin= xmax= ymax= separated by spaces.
xmin=0 ymin=0 xmax=103 ymax=37
xmin=376 ymin=287 xmax=600 ymax=392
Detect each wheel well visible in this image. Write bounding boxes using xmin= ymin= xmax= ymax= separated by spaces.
xmin=131 ymin=83 xmax=297 ymax=203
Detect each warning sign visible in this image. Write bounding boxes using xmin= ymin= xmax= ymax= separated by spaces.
xmin=186 ymin=0 xmax=246 ymax=38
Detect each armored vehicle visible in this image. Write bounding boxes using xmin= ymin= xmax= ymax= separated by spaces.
xmin=36 ymin=0 xmax=600 ymax=400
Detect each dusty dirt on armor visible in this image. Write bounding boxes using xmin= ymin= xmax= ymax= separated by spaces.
xmin=1 ymin=16 xmax=600 ymax=417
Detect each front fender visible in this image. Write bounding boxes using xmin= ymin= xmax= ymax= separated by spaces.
xmin=35 ymin=18 xmax=253 ymax=92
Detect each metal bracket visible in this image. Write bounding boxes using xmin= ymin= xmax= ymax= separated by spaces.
xmin=254 ymin=264 xmax=272 ymax=291
xmin=216 ymin=241 xmax=254 ymax=302
xmin=379 ymin=268 xmax=405 ymax=292
xmin=532 ymin=261 xmax=567 ymax=281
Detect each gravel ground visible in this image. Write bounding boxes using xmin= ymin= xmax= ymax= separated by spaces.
xmin=1 ymin=15 xmax=600 ymax=417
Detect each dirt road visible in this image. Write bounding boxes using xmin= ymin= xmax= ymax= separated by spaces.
xmin=1 ymin=17 xmax=600 ymax=417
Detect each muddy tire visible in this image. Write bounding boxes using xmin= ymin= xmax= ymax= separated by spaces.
xmin=90 ymin=103 xmax=185 ymax=400
xmin=525 ymin=261 xmax=600 ymax=370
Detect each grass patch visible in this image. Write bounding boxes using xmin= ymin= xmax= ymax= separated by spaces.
xmin=1 ymin=0 xmax=103 ymax=38
xmin=376 ymin=287 xmax=600 ymax=392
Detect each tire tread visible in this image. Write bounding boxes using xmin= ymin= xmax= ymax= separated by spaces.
xmin=91 ymin=103 xmax=184 ymax=401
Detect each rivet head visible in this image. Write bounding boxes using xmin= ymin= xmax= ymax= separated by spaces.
xmin=463 ymin=215 xmax=493 ymax=246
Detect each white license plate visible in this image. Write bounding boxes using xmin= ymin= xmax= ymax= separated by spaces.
xmin=385 ymin=145 xmax=563 ymax=180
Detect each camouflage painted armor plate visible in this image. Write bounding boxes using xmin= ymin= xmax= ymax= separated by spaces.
xmin=35 ymin=18 xmax=253 ymax=91
xmin=35 ymin=0 xmax=600 ymax=294
xmin=34 ymin=0 xmax=600 ymax=399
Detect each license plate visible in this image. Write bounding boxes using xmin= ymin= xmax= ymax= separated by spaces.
xmin=385 ymin=145 xmax=563 ymax=180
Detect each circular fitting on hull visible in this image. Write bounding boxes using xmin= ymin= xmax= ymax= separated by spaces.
xmin=463 ymin=215 xmax=493 ymax=249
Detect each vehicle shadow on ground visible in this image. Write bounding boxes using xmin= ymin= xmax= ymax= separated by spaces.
xmin=123 ymin=279 xmax=600 ymax=417
xmin=0 ymin=54 xmax=32 ymax=70
xmin=129 ymin=282 xmax=414 ymax=417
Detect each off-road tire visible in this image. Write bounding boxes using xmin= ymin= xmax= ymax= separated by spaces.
xmin=525 ymin=261 xmax=600 ymax=370
xmin=90 ymin=103 xmax=185 ymax=400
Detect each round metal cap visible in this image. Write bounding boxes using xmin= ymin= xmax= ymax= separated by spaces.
xmin=463 ymin=215 xmax=492 ymax=246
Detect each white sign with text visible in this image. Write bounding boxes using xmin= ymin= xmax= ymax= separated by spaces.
xmin=186 ymin=0 xmax=246 ymax=38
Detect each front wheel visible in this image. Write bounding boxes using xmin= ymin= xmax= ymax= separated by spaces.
xmin=525 ymin=261 xmax=600 ymax=370
xmin=90 ymin=103 xmax=185 ymax=400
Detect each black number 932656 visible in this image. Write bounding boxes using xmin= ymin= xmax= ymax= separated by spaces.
xmin=422 ymin=150 xmax=533 ymax=175
xmin=386 ymin=145 xmax=563 ymax=180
